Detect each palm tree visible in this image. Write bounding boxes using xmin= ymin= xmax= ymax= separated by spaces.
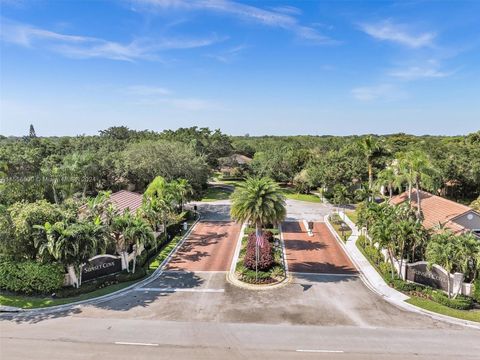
xmin=426 ymin=231 xmax=459 ymax=298
xmin=231 ymin=177 xmax=286 ymax=279
xmin=360 ymin=136 xmax=385 ymax=198
xmin=397 ymin=150 xmax=434 ymax=218
xmin=375 ymin=167 xmax=397 ymax=199
xmin=123 ymin=217 xmax=155 ymax=273
xmin=332 ymin=184 xmax=351 ymax=219
xmin=39 ymin=220 xmax=105 ymax=287
xmin=230 ymin=177 xmax=286 ymax=232
xmin=173 ymin=178 xmax=193 ymax=211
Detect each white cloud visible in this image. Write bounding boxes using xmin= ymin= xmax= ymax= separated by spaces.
xmin=351 ymin=84 xmax=406 ymax=102
xmin=0 ymin=18 xmax=223 ymax=61
xmin=133 ymin=0 xmax=334 ymax=44
xmin=206 ymin=44 xmax=247 ymax=63
xmin=388 ymin=62 xmax=452 ymax=80
xmin=360 ymin=20 xmax=435 ymax=48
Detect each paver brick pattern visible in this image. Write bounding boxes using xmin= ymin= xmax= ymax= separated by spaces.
xmin=166 ymin=221 xmax=241 ymax=272
xmin=283 ymin=221 xmax=357 ymax=274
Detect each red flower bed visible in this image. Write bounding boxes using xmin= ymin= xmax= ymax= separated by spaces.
xmin=244 ymin=232 xmax=274 ymax=271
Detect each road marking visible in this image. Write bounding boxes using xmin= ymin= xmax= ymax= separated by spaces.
xmin=296 ymin=349 xmax=344 ymax=353
xmin=135 ymin=287 xmax=225 ymax=293
xmin=115 ymin=342 xmax=159 ymax=347
xmin=291 ymin=272 xmax=358 ymax=277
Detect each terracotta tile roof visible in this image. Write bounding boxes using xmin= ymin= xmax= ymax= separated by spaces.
xmin=109 ymin=190 xmax=143 ymax=215
xmin=231 ymin=154 xmax=252 ymax=164
xmin=389 ymin=189 xmax=474 ymax=234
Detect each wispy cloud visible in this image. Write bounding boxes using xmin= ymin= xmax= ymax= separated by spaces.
xmin=360 ymin=20 xmax=435 ymax=48
xmin=388 ymin=60 xmax=453 ymax=80
xmin=351 ymin=84 xmax=406 ymax=102
xmin=206 ymin=44 xmax=248 ymax=63
xmin=0 ymin=18 xmax=223 ymax=61
xmin=133 ymin=0 xmax=335 ymax=44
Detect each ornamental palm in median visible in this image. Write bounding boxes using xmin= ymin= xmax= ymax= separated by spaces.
xmin=230 ymin=177 xmax=286 ymax=234
xmin=230 ymin=177 xmax=286 ymax=280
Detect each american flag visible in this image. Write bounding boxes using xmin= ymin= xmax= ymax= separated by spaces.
xmin=255 ymin=228 xmax=265 ymax=248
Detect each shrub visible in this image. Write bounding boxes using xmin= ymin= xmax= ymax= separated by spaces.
xmin=244 ymin=233 xmax=274 ymax=271
xmin=431 ymin=291 xmax=474 ymax=310
xmin=474 ymin=279 xmax=480 ymax=303
xmin=0 ymin=259 xmax=64 ymax=295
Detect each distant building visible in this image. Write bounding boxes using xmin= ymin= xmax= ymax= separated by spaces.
xmin=109 ymin=190 xmax=143 ymax=214
xmin=390 ymin=189 xmax=480 ymax=237
xmin=219 ymin=153 xmax=252 ymax=178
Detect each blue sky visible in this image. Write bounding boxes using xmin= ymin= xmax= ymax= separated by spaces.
xmin=1 ymin=0 xmax=479 ymax=136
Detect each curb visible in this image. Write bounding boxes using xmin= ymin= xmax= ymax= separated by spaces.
xmin=328 ymin=212 xmax=480 ymax=330
xmin=0 ymin=215 xmax=201 ymax=317
xmin=226 ymin=224 xmax=291 ymax=291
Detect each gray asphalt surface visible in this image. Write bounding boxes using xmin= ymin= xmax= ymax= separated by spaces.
xmin=1 ymin=200 xmax=479 ymax=359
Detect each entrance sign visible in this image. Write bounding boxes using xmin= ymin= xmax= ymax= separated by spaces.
xmin=82 ymin=255 xmax=122 ymax=282
xmin=406 ymin=261 xmax=450 ymax=292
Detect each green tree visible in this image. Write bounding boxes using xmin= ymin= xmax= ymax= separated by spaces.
xmin=426 ymin=232 xmax=460 ymax=298
xmin=7 ymin=200 xmax=64 ymax=260
xmin=231 ymin=177 xmax=286 ymax=232
xmin=40 ymin=219 xmax=107 ymax=287
xmin=360 ymin=136 xmax=386 ymax=195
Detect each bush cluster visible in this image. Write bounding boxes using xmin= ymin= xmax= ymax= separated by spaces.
xmin=243 ymin=233 xmax=274 ymax=271
xmin=431 ymin=291 xmax=474 ymax=310
xmin=0 ymin=259 xmax=64 ymax=295
xmin=474 ymin=279 xmax=480 ymax=303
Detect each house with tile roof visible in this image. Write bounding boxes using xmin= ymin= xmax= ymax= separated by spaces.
xmin=390 ymin=189 xmax=480 ymax=237
xmin=109 ymin=190 xmax=143 ymax=214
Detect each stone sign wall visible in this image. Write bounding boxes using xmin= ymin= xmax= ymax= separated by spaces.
xmin=82 ymin=255 xmax=122 ymax=282
xmin=406 ymin=261 xmax=449 ymax=292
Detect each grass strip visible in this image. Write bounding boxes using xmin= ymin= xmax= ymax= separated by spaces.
xmin=0 ymin=280 xmax=139 ymax=309
xmin=406 ymin=296 xmax=480 ymax=323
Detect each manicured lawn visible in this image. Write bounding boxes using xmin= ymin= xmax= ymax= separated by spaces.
xmin=329 ymin=214 xmax=352 ymax=242
xmin=149 ymin=218 xmax=197 ymax=271
xmin=149 ymin=234 xmax=184 ymax=271
xmin=406 ymin=296 xmax=480 ymax=323
xmin=201 ymin=186 xmax=232 ymax=202
xmin=280 ymin=187 xmax=321 ymax=203
xmin=0 ymin=280 xmax=140 ymax=309
xmin=345 ymin=209 xmax=358 ymax=224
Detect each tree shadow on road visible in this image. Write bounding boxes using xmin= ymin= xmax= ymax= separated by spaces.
xmin=0 ymin=271 xmax=205 ymax=323
xmin=283 ymin=239 xmax=326 ymax=251
xmin=290 ymin=262 xmax=358 ymax=278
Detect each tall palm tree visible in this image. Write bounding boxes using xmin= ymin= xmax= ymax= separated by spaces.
xmin=173 ymin=178 xmax=193 ymax=211
xmin=231 ymin=177 xmax=286 ymax=280
xmin=230 ymin=177 xmax=287 ymax=233
xmin=39 ymin=220 xmax=105 ymax=287
xmin=360 ymin=136 xmax=385 ymax=198
xmin=123 ymin=217 xmax=155 ymax=273
xmin=375 ymin=167 xmax=398 ymax=199
xmin=426 ymin=231 xmax=459 ymax=298
xmin=397 ymin=150 xmax=434 ymax=218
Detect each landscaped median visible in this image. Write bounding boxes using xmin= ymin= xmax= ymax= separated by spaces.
xmin=0 ymin=215 xmax=199 ymax=310
xmin=327 ymin=213 xmax=352 ymax=242
xmin=233 ymin=227 xmax=286 ymax=285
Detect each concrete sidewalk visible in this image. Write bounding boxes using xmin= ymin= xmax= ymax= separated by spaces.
xmin=340 ymin=213 xmax=408 ymax=303
xmin=330 ymin=211 xmax=480 ymax=329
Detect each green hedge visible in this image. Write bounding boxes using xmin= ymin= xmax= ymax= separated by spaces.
xmin=431 ymin=291 xmax=474 ymax=310
xmin=474 ymin=279 xmax=480 ymax=303
xmin=0 ymin=260 xmax=64 ymax=295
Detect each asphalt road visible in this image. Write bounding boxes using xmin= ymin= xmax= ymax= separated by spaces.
xmin=1 ymin=200 xmax=479 ymax=359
